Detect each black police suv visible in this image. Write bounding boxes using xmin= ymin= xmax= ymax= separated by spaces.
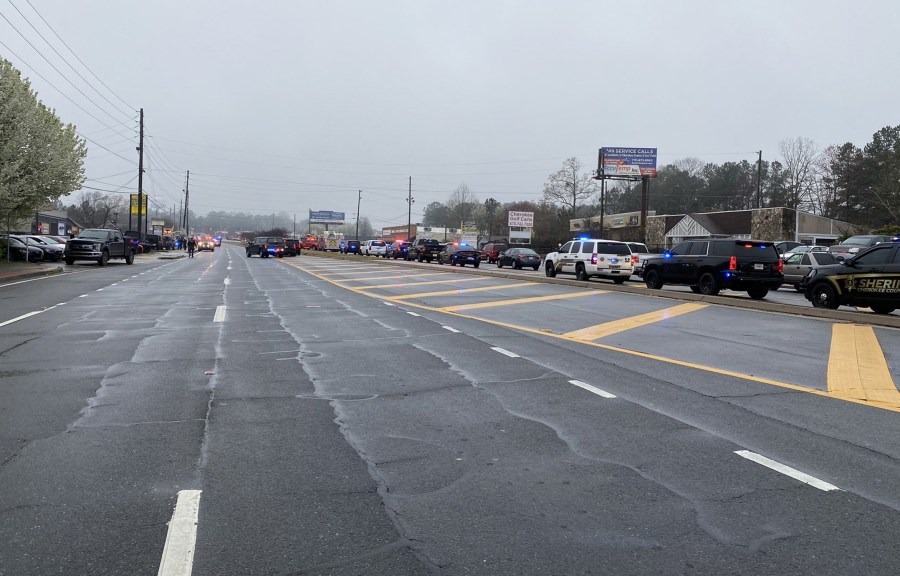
xmin=801 ymin=240 xmax=900 ymax=314
xmin=642 ymin=239 xmax=783 ymax=300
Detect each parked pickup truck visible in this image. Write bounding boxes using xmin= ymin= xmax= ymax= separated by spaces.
xmin=411 ymin=238 xmax=444 ymax=262
xmin=626 ymin=242 xmax=653 ymax=276
xmin=65 ymin=228 xmax=136 ymax=266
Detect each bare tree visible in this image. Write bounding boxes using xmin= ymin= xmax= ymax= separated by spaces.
xmin=672 ymin=157 xmax=707 ymax=178
xmin=541 ymin=157 xmax=598 ymax=217
xmin=778 ymin=137 xmax=820 ymax=210
xmin=69 ymin=191 xmax=125 ymax=228
xmin=447 ymin=183 xmax=479 ymax=228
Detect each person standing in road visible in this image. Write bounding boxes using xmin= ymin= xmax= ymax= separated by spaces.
xmin=187 ymin=237 xmax=196 ymax=258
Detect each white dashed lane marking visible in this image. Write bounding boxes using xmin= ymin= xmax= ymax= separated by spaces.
xmin=406 ymin=311 xmax=421 ymax=317
xmin=442 ymin=326 xmax=460 ymax=333
xmin=213 ymin=306 xmax=226 ymax=322
xmin=0 ymin=310 xmax=45 ymax=328
xmin=569 ymin=380 xmax=616 ymax=399
xmin=157 ymin=490 xmax=202 ymax=576
xmin=491 ymin=347 xmax=519 ymax=358
xmin=734 ymin=450 xmax=840 ymax=491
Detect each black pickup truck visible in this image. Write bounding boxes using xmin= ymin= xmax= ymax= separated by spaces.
xmin=411 ymin=238 xmax=444 ymax=262
xmin=65 ymin=228 xmax=136 ymax=266
xmin=642 ymin=238 xmax=783 ymax=300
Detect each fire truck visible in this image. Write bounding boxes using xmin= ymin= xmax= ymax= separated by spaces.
xmin=299 ymin=234 xmax=318 ymax=250
xmin=316 ymin=231 xmax=344 ymax=252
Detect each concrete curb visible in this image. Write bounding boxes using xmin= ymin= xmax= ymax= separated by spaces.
xmin=0 ymin=265 xmax=64 ymax=285
xmin=296 ymin=250 xmax=900 ymax=329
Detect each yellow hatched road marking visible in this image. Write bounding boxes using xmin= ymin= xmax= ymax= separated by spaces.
xmin=331 ymin=272 xmax=451 ymax=282
xmin=387 ymin=282 xmax=536 ymax=301
xmin=361 ymin=277 xmax=492 ymax=290
xmin=316 ymin=268 xmax=395 ymax=275
xmin=283 ymin=259 xmax=900 ymax=413
xmin=828 ymin=324 xmax=900 ymax=409
xmin=563 ymin=303 xmax=708 ymax=341
xmin=443 ymin=290 xmax=606 ymax=312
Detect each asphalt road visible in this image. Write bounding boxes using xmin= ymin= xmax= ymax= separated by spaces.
xmin=1 ymin=245 xmax=898 ymax=575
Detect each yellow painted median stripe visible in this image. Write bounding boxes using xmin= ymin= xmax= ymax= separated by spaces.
xmin=563 ymin=302 xmax=708 ymax=341
xmin=361 ymin=277 xmax=492 ymax=290
xmin=443 ymin=290 xmax=606 ymax=312
xmin=330 ymin=272 xmax=450 ymax=282
xmin=388 ymin=282 xmax=536 ymax=301
xmin=828 ymin=324 xmax=900 ymax=408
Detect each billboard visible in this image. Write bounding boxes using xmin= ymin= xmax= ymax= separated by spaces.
xmin=599 ymin=148 xmax=658 ymax=177
xmin=508 ymin=211 xmax=534 ymax=228
xmin=309 ymin=210 xmax=345 ymax=224
xmin=129 ymin=194 xmax=148 ymax=215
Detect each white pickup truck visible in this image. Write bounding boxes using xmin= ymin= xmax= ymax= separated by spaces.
xmin=625 ymin=242 xmax=653 ymax=277
xmin=360 ymin=239 xmax=387 ymax=257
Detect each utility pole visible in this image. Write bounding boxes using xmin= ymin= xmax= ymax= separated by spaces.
xmin=356 ymin=190 xmax=362 ymax=240
xmin=183 ymin=170 xmax=190 ymax=236
xmin=756 ymin=150 xmax=763 ymax=209
xmin=293 ymin=213 xmax=296 ymax=237
xmin=136 ymin=108 xmax=144 ymax=235
xmin=406 ymin=177 xmax=414 ymax=241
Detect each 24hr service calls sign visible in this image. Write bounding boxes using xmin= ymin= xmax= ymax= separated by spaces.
xmin=599 ymin=148 xmax=658 ymax=177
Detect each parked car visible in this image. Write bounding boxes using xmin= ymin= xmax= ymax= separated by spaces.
xmin=496 ymin=247 xmax=541 ymax=270
xmin=360 ymin=239 xmax=387 ymax=256
xmin=65 ymin=228 xmax=136 ymax=265
xmin=341 ymin=240 xmax=361 ymax=254
xmin=144 ymin=234 xmax=162 ymax=250
xmin=480 ymin=242 xmax=508 ymax=264
xmin=625 ymin=242 xmax=652 ymax=276
xmin=411 ymin=238 xmax=444 ymax=262
xmin=828 ymin=235 xmax=894 ymax=258
xmin=1 ymin=235 xmax=44 ymax=262
xmin=783 ymin=245 xmax=828 ymax=259
xmin=802 ymin=241 xmax=900 ymax=314
xmin=642 ymin=239 xmax=783 ymax=299
xmin=437 ymin=243 xmax=480 ymax=267
xmin=246 ymin=236 xmax=285 ymax=258
xmin=21 ymin=235 xmax=65 ymax=261
xmin=782 ymin=251 xmax=838 ymax=290
xmin=543 ymin=238 xmax=635 ymax=283
xmin=282 ymin=238 xmax=301 ymax=256
xmin=385 ymin=241 xmax=414 ymax=259
xmin=774 ymin=241 xmax=803 ymax=255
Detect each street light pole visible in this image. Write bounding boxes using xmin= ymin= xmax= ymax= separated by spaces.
xmin=356 ymin=190 xmax=361 ymax=240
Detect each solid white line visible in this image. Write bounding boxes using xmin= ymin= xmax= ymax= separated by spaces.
xmin=213 ymin=306 xmax=226 ymax=322
xmin=491 ymin=346 xmax=519 ymax=358
xmin=157 ymin=489 xmax=202 ymax=576
xmin=407 ymin=311 xmax=421 ymax=317
xmin=442 ymin=326 xmax=460 ymax=333
xmin=227 ymin=266 xmax=232 ymax=270
xmin=569 ymin=380 xmax=616 ymax=399
xmin=223 ymin=278 xmax=230 ymax=285
xmin=79 ymin=294 xmax=87 ymax=298
xmin=0 ymin=310 xmax=44 ymax=328
xmin=734 ymin=450 xmax=840 ymax=491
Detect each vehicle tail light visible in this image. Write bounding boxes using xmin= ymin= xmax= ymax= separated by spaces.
xmin=591 ymin=253 xmax=598 ymax=264
xmin=776 ymin=258 xmax=783 ymax=273
xmin=632 ymin=255 xmax=639 ymax=266
xmin=729 ymin=256 xmax=737 ymax=271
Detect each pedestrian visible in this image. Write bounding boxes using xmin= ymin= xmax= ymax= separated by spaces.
xmin=187 ymin=237 xmax=196 ymax=258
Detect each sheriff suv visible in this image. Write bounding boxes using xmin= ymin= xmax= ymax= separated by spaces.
xmin=246 ymin=237 xmax=285 ymax=258
xmin=543 ymin=238 xmax=635 ymax=283
xmin=801 ymin=240 xmax=900 ymax=314
xmin=642 ymin=239 xmax=783 ymax=299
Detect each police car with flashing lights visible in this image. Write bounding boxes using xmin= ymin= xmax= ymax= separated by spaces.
xmin=543 ymin=238 xmax=636 ymax=283
xmin=801 ymin=238 xmax=900 ymax=314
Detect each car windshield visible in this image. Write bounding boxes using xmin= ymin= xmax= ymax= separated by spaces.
xmin=842 ymin=237 xmax=873 ymax=246
xmin=627 ymin=244 xmax=649 ymax=253
xmin=728 ymin=241 xmax=779 ymax=258
xmin=78 ymin=230 xmax=108 ymax=240
xmin=518 ymin=249 xmax=538 ymax=256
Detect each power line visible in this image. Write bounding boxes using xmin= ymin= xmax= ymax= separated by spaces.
xmin=0 ymin=8 xmax=133 ymax=130
xmin=6 ymin=0 xmax=134 ymax=121
xmin=22 ymin=0 xmax=134 ymax=112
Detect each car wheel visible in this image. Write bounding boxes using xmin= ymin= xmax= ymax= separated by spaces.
xmin=644 ymin=269 xmax=663 ymax=289
xmin=438 ymin=258 xmax=443 ymax=265
xmin=698 ymin=272 xmax=719 ymax=296
xmin=497 ymin=260 xmax=502 ymax=268
xmin=125 ymin=250 xmax=134 ymax=265
xmin=870 ymin=304 xmax=896 ymax=315
xmin=417 ymin=254 xmax=423 ymax=262
xmin=532 ymin=266 xmax=539 ymax=271
xmin=575 ymin=264 xmax=589 ymax=281
xmin=65 ymin=257 xmax=75 ymax=266
xmin=247 ymin=250 xmax=252 ymax=257
xmin=514 ymin=261 xmax=521 ymax=270
xmin=98 ymin=250 xmax=109 ymax=266
xmin=545 ymin=262 xmax=557 ymax=278
xmin=747 ymin=286 xmax=769 ymax=300
xmin=613 ymin=277 xmax=626 ymax=284
xmin=474 ymin=262 xmax=479 ymax=268
xmin=793 ymin=283 xmax=802 ymax=291
xmin=810 ymin=282 xmax=840 ymax=309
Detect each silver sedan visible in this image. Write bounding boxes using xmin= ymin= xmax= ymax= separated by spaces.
xmin=782 ymin=251 xmax=838 ymax=290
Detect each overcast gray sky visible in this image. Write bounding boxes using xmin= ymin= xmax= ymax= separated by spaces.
xmin=3 ymin=0 xmax=898 ymax=230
